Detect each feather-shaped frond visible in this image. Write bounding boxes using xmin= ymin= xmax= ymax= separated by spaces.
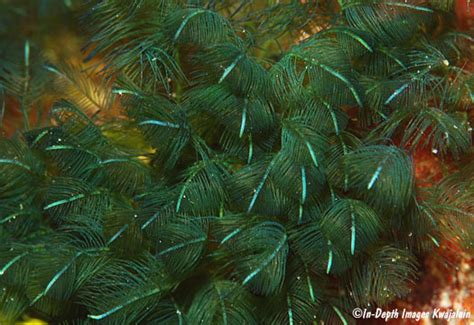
xmin=132 ymin=186 xmax=178 ymax=231
xmin=320 ymin=199 xmax=382 ymax=256
xmin=175 ymin=157 xmax=230 ymax=215
xmin=187 ymin=280 xmax=257 ymax=324
xmin=0 ymin=256 xmax=30 ymax=322
xmin=424 ymin=165 xmax=474 ymax=248
xmin=0 ymin=0 xmax=472 ymax=323
xmin=429 ymin=0 xmax=455 ymax=11
xmin=219 ymin=221 xmax=288 ymax=296
xmin=379 ymin=70 xmax=441 ymax=110
xmin=196 ymin=43 xmax=270 ymax=94
xmin=50 ymin=100 xmax=110 ymax=151
xmin=273 ymin=38 xmax=363 ymax=107
xmin=99 ymin=207 xmax=148 ymax=258
xmin=185 ymin=84 xmax=275 ymax=138
xmin=284 ymin=96 xmax=349 ymax=136
xmin=403 ymin=108 xmax=471 ymax=157
xmin=359 ymin=77 xmax=398 ymax=126
xmin=233 ymin=0 xmax=316 ymax=45
xmin=315 ymin=26 xmax=374 ymax=58
xmin=219 ymin=128 xmax=278 ymax=164
xmin=3 ymin=220 xmax=107 ymax=315
xmin=229 ymin=155 xmax=285 ymax=214
xmin=83 ymin=157 xmax=151 ymax=195
xmin=389 ymin=199 xmax=440 ymax=253
xmin=281 ymin=117 xmax=330 ymax=168
xmin=46 ymin=63 xmax=116 ymax=114
xmin=289 ymin=220 xmax=352 ymax=275
xmin=28 ymin=250 xmax=109 ymax=314
xmin=0 ymin=138 xmax=44 ymax=203
xmin=341 ymin=0 xmax=435 ymax=44
xmin=325 ymin=132 xmax=363 ymax=193
xmin=42 ymin=142 xmax=101 ymax=178
xmin=155 ymin=219 xmax=208 ymax=276
xmin=350 ymin=246 xmax=418 ymax=306
xmin=373 ymin=107 xmax=471 ymax=158
xmin=164 ymin=8 xmax=235 ymax=46
xmin=263 ymin=258 xmax=321 ymax=324
xmin=343 ymin=145 xmax=414 ymax=215
xmin=42 ymin=177 xmax=110 ymax=224
xmin=363 ymin=47 xmax=408 ymax=77
xmin=127 ymin=95 xmax=191 ymax=169
xmin=0 ymin=40 xmax=51 ymax=129
xmin=0 ymin=202 xmax=42 ymax=237
xmin=82 ymin=255 xmax=172 ymax=323
xmin=318 ymin=302 xmax=354 ymax=325
xmin=140 ymin=298 xmax=185 ymax=325
xmin=84 ymin=0 xmax=180 ymax=94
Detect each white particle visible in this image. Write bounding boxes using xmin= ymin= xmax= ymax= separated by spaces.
xmin=432 ymin=148 xmax=438 ymax=154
